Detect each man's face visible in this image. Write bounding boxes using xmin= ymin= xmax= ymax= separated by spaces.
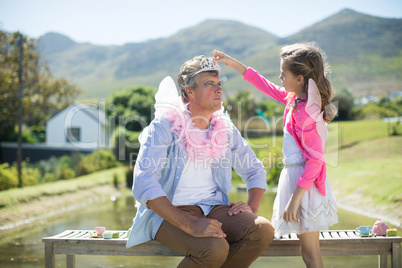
xmin=188 ymin=72 xmax=222 ymax=114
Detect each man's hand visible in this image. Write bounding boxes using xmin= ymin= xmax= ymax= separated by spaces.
xmin=147 ymin=197 xmax=226 ymax=238
xmin=186 ymin=218 xmax=226 ymax=238
xmin=228 ymin=201 xmax=252 ymax=216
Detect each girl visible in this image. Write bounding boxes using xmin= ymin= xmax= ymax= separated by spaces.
xmin=212 ymin=43 xmax=338 ymax=268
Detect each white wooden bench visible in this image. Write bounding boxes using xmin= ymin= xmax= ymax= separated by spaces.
xmin=42 ymin=229 xmax=402 ymax=268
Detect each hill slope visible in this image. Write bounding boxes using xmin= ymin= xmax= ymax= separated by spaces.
xmin=37 ymin=9 xmax=402 ymax=99
xmin=285 ymin=8 xmax=402 ymax=59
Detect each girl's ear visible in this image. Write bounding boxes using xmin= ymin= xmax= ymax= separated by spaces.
xmin=297 ymin=75 xmax=305 ymax=86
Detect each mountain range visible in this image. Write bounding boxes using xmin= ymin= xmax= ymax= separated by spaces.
xmin=37 ymin=8 xmax=402 ymax=100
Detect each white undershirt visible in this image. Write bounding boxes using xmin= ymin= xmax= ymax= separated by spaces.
xmin=172 ymin=128 xmax=217 ymax=208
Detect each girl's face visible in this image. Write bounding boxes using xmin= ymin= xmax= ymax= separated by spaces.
xmin=279 ymin=60 xmax=304 ymax=96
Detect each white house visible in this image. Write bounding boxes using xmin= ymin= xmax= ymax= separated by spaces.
xmin=46 ymin=103 xmax=108 ymax=149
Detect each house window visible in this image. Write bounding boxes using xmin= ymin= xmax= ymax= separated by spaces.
xmin=66 ymin=127 xmax=81 ymax=142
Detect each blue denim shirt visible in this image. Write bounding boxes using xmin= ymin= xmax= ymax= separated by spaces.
xmin=126 ymin=116 xmax=267 ymax=248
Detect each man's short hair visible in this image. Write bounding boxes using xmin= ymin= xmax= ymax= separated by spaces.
xmin=177 ymin=55 xmax=219 ymax=103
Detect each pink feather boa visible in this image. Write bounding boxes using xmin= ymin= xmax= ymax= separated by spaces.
xmin=164 ymin=104 xmax=232 ymax=161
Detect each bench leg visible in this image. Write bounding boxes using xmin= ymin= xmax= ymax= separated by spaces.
xmin=44 ymin=243 xmax=55 ymax=268
xmin=67 ymin=254 xmax=75 ymax=268
xmin=378 ymin=254 xmax=387 ymax=268
xmin=392 ymin=243 xmax=401 ymax=268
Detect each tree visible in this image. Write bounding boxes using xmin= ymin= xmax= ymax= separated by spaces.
xmin=106 ymin=86 xmax=157 ymax=132
xmin=0 ymin=30 xmax=81 ymax=141
xmin=105 ymin=86 xmax=156 ymax=161
xmin=225 ymin=91 xmax=257 ymax=122
xmin=332 ymin=87 xmax=354 ymax=121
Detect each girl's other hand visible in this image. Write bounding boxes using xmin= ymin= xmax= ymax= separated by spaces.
xmin=283 ymin=197 xmax=301 ymax=222
xmin=283 ymin=186 xmax=306 ymax=222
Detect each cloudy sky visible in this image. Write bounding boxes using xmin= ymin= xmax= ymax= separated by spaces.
xmin=1 ymin=0 xmax=401 ymax=45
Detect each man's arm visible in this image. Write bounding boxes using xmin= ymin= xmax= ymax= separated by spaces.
xmin=228 ymin=187 xmax=265 ymax=216
xmin=247 ymin=187 xmax=265 ymax=213
xmin=147 ymin=197 xmax=226 ymax=238
xmin=228 ymin=123 xmax=267 ymax=216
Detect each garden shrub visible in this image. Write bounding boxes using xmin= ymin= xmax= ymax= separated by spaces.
xmin=0 ymin=149 xmax=118 ymax=191
xmin=56 ymin=155 xmax=74 ymax=179
xmin=391 ymin=121 xmax=402 ymax=136
xmin=78 ymin=149 xmax=118 ymax=175
xmin=37 ymin=156 xmax=58 ymax=181
xmin=0 ymin=163 xmax=19 ymax=190
xmin=21 ymin=166 xmax=41 ymax=186
xmin=58 ymin=167 xmax=76 ymax=180
xmin=43 ymin=172 xmax=54 ymax=183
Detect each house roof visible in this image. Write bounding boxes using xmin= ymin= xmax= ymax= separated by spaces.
xmin=47 ymin=103 xmax=106 ymax=126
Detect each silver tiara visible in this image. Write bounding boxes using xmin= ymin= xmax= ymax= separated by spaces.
xmin=192 ymin=57 xmax=221 ymax=77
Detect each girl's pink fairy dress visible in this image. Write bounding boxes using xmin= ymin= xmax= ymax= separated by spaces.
xmin=244 ymin=68 xmax=338 ymax=237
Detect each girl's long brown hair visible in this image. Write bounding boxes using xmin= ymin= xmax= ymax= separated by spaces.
xmin=280 ymin=43 xmax=337 ymax=122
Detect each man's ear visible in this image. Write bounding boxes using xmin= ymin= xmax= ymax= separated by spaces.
xmin=185 ymin=87 xmax=193 ymax=97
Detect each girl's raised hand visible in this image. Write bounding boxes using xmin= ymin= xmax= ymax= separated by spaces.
xmin=211 ymin=50 xmax=233 ymax=65
xmin=211 ymin=50 xmax=248 ymax=75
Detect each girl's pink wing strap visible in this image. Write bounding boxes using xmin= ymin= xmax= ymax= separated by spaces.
xmin=305 ymin=79 xmax=327 ymax=153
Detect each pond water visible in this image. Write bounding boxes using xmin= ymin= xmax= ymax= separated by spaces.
xmin=0 ymin=190 xmax=400 ymax=268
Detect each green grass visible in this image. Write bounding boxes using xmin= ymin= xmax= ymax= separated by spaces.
xmin=327 ymin=136 xmax=402 ymax=205
xmin=0 ymin=167 xmax=127 ymax=208
xmin=327 ymin=119 xmax=389 ymax=151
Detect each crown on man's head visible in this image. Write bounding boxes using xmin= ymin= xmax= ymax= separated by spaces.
xmin=192 ymin=57 xmax=221 ymax=77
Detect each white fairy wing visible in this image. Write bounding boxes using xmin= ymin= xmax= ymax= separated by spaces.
xmin=306 ymin=79 xmax=322 ymax=119
xmin=155 ymin=76 xmax=179 ymax=104
xmin=306 ymin=79 xmax=328 ymax=152
xmin=154 ymin=76 xmax=182 ymax=118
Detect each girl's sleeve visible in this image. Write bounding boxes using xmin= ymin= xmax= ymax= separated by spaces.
xmin=243 ymin=67 xmax=288 ymax=104
xmin=294 ymin=111 xmax=327 ymax=196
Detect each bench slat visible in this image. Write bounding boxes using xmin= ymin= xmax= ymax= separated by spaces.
xmin=329 ymin=231 xmax=341 ymax=239
xmin=347 ymin=231 xmax=357 ymax=238
xmin=42 ymin=229 xmax=402 ymax=268
xmin=52 ymin=230 xmax=75 ymax=238
xmin=338 ymin=231 xmax=350 ymax=238
xmin=290 ymin=233 xmax=298 ymax=239
xmin=322 ymin=231 xmax=332 ymax=239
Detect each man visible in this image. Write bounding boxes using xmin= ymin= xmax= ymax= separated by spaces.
xmin=126 ymin=55 xmax=274 ymax=267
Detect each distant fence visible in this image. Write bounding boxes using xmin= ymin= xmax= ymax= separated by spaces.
xmin=0 ymin=142 xmax=95 ymax=164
